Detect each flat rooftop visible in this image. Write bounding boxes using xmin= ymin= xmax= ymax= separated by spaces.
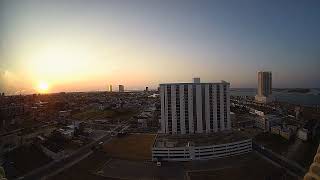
xmin=154 ymin=131 xmax=250 ymax=148
xmin=159 ymin=81 xmax=229 ymax=86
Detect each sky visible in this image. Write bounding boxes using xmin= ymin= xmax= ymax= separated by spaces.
xmin=0 ymin=0 xmax=320 ymax=94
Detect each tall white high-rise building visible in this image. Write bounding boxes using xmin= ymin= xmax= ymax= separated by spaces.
xmin=255 ymin=71 xmax=274 ymax=103
xmin=160 ymin=78 xmax=231 ymax=134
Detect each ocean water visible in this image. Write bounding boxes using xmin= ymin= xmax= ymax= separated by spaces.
xmin=230 ymin=88 xmax=320 ymax=106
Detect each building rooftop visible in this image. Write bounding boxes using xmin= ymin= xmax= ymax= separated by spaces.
xmin=159 ymin=81 xmax=230 ymax=86
xmin=154 ymin=130 xmax=250 ymax=148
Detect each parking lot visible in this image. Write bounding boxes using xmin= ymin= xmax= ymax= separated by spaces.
xmin=95 ymin=158 xmax=185 ymax=180
xmin=91 ymin=152 xmax=296 ymax=180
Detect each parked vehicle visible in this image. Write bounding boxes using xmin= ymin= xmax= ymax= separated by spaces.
xmin=156 ymin=161 xmax=161 ymax=167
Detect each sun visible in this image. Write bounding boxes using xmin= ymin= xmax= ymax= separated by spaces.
xmin=37 ymin=81 xmax=49 ymax=93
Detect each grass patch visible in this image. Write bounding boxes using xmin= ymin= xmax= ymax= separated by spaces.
xmin=103 ymin=134 xmax=156 ymax=160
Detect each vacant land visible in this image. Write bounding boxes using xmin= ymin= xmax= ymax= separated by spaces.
xmin=254 ymin=132 xmax=293 ymax=155
xmin=72 ymin=108 xmax=138 ymax=121
xmin=255 ymin=132 xmax=318 ymax=169
xmin=287 ymin=140 xmax=319 ymax=168
xmin=51 ymin=150 xmax=296 ymax=180
xmin=187 ymin=154 xmax=297 ymax=180
xmin=103 ymin=134 xmax=156 ymax=160
xmin=94 ymin=152 xmax=295 ymax=180
xmin=5 ymin=145 xmax=52 ymax=179
xmin=50 ymin=152 xmax=111 ymax=180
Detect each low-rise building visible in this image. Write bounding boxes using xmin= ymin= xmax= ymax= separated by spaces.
xmin=40 ymin=144 xmax=65 ymax=160
xmin=255 ymin=117 xmax=267 ymax=131
xmin=58 ymin=124 xmax=77 ymax=139
xmin=280 ymin=128 xmax=292 ymax=140
xmin=287 ymin=125 xmax=298 ymax=134
xmin=152 ymin=131 xmax=252 ymax=161
xmin=255 ymin=114 xmax=281 ymax=132
xmin=138 ymin=119 xmax=147 ymax=128
xmin=297 ymin=128 xmax=308 ymax=141
xmin=249 ymin=108 xmax=265 ymax=116
xmin=271 ymin=125 xmax=281 ymax=135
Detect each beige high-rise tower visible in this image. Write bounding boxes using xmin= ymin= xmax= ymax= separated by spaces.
xmin=255 ymin=71 xmax=274 ymax=103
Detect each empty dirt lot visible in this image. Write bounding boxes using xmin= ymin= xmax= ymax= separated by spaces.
xmin=103 ymin=133 xmax=156 ymax=160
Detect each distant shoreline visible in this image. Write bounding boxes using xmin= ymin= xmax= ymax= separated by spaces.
xmin=230 ymin=88 xmax=320 ymax=106
xmin=231 ymin=88 xmax=319 ymax=94
xmin=274 ymin=88 xmax=310 ymax=94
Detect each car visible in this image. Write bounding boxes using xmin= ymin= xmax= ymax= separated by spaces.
xmin=156 ymin=161 xmax=161 ymax=167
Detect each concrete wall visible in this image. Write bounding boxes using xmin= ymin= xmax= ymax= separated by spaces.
xmin=39 ymin=145 xmax=64 ymax=160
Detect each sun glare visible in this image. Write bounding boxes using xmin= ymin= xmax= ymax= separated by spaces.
xmin=38 ymin=81 xmax=49 ymax=93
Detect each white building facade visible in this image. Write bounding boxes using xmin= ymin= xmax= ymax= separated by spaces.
xmin=160 ymin=79 xmax=231 ymax=134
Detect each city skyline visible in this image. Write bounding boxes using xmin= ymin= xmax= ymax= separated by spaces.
xmin=1 ymin=0 xmax=320 ymax=94
xmin=1 ymin=1 xmax=320 ymax=179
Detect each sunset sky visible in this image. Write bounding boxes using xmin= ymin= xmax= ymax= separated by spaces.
xmin=1 ymin=0 xmax=320 ymax=94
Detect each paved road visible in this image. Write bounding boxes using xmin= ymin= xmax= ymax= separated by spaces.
xmin=16 ymin=123 xmax=128 ymax=180
xmin=1 ymin=122 xmax=57 ymax=137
